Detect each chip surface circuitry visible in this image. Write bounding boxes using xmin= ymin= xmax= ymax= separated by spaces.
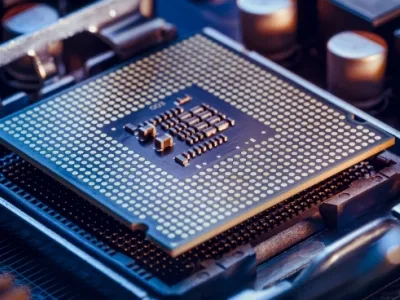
xmin=0 ymin=34 xmax=394 ymax=256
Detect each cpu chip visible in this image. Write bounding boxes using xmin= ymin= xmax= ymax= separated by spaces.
xmin=0 ymin=34 xmax=394 ymax=256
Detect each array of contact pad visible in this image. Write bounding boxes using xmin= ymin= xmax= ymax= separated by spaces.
xmin=0 ymin=34 xmax=393 ymax=256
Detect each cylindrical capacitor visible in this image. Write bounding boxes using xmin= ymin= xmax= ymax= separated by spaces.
xmin=1 ymin=3 xmax=62 ymax=86
xmin=327 ymin=31 xmax=388 ymax=108
xmin=2 ymin=3 xmax=60 ymax=40
xmin=238 ymin=0 xmax=297 ymax=61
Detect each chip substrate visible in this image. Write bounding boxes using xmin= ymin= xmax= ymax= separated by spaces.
xmin=0 ymin=34 xmax=394 ymax=256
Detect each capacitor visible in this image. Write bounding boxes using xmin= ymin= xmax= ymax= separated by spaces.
xmin=2 ymin=3 xmax=60 ymax=40
xmin=1 ymin=3 xmax=62 ymax=87
xmin=327 ymin=31 xmax=388 ymax=108
xmin=238 ymin=0 xmax=298 ymax=60
xmin=318 ymin=0 xmax=400 ymax=45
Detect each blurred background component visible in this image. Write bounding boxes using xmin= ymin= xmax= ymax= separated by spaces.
xmin=1 ymin=3 xmax=64 ymax=91
xmin=0 ymin=226 xmax=105 ymax=300
xmin=318 ymin=0 xmax=400 ymax=48
xmin=0 ymin=273 xmax=30 ymax=300
xmin=238 ymin=0 xmax=298 ymax=61
xmin=327 ymin=31 xmax=388 ymax=109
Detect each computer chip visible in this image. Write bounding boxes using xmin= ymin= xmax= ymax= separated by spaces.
xmin=0 ymin=34 xmax=394 ymax=256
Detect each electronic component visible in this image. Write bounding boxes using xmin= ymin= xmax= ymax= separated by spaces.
xmin=206 ymin=115 xmax=221 ymax=125
xmin=185 ymin=116 xmax=200 ymax=126
xmin=177 ymin=132 xmax=186 ymax=140
xmin=175 ymin=95 xmax=192 ymax=106
xmin=318 ymin=0 xmax=400 ymax=43
xmin=0 ymin=273 xmax=30 ymax=300
xmin=2 ymin=3 xmax=59 ymax=39
xmin=194 ymin=121 xmax=208 ymax=131
xmin=175 ymin=154 xmax=189 ymax=166
xmin=155 ymin=134 xmax=174 ymax=151
xmin=1 ymin=3 xmax=62 ymax=84
xmin=329 ymin=0 xmax=400 ymax=23
xmin=198 ymin=110 xmax=212 ymax=120
xmin=176 ymin=134 xmax=228 ymax=167
xmin=238 ymin=0 xmax=298 ymax=60
xmin=0 ymin=226 xmax=103 ymax=299
xmin=215 ymin=120 xmax=230 ymax=132
xmin=178 ymin=111 xmax=192 ymax=121
xmin=188 ymin=149 xmax=196 ymax=158
xmin=104 ymin=86 xmax=240 ymax=176
xmin=124 ymin=123 xmax=138 ymax=134
xmin=0 ymin=0 xmax=140 ymax=68
xmin=327 ymin=31 xmax=388 ymax=108
xmin=160 ymin=122 xmax=169 ymax=130
xmin=202 ymin=126 xmax=217 ymax=138
xmin=0 ymin=35 xmax=394 ymax=257
xmin=227 ymin=118 xmax=235 ymax=126
xmin=138 ymin=123 xmax=157 ymax=140
xmin=185 ymin=137 xmax=194 ymax=145
xmin=2 ymin=145 xmax=390 ymax=290
xmin=190 ymin=105 xmax=206 ymax=115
